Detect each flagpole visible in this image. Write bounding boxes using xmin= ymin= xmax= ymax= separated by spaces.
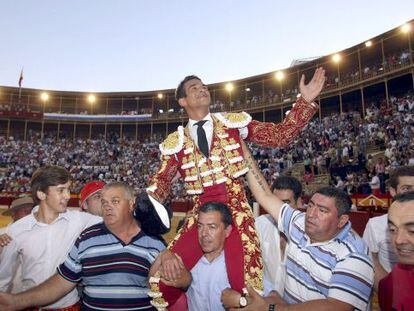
xmin=18 ymin=67 xmax=24 ymax=104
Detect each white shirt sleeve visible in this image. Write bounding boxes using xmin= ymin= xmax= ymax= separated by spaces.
xmin=238 ymin=127 xmax=248 ymax=140
xmin=148 ymin=195 xmax=170 ymax=229
xmin=0 ymin=226 xmax=8 ymax=258
xmin=85 ymin=214 xmax=103 ymax=228
xmin=362 ymin=219 xmax=379 ymax=253
xmin=0 ymin=239 xmax=19 ymax=292
xmin=76 ymin=211 xmax=102 ymax=229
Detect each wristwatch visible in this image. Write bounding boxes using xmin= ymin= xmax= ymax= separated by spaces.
xmin=239 ymin=295 xmax=247 ymax=307
xmin=268 ymin=303 xmax=276 ymax=311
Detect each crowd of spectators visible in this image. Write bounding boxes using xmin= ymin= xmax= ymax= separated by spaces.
xmin=212 ymin=49 xmax=412 ymax=112
xmin=0 ymin=102 xmax=152 ymax=117
xmin=249 ymin=92 xmax=414 ymax=195
xmin=1 ymin=50 xmax=411 ymax=117
xmin=1 ymin=92 xmax=413 ymax=201
xmin=0 ymin=132 xmax=172 ymax=198
xmin=0 ymin=103 xmax=38 ymax=113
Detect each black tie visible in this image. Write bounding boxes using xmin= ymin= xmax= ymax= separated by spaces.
xmin=195 ymin=120 xmax=209 ymax=158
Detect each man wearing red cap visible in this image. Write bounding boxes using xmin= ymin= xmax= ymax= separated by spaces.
xmin=79 ymin=181 xmax=105 ymax=216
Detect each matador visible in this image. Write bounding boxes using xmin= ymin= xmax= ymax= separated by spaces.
xmin=135 ymin=69 xmax=325 ymax=310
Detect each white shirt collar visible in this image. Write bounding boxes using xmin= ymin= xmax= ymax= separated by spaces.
xmin=188 ymin=113 xmax=213 ymax=128
xmin=201 ymin=250 xmax=225 ymax=265
xmin=188 ymin=113 xmax=214 ymax=150
xmin=27 ymin=205 xmax=70 ymax=229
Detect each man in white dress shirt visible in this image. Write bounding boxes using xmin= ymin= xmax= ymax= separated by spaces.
xmin=0 ymin=165 xmax=101 ymax=310
xmin=150 ymin=201 xmax=233 ymax=311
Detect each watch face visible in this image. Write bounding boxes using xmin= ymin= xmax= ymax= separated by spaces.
xmin=240 ymin=296 xmax=247 ymax=307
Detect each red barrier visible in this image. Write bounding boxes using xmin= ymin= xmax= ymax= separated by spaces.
xmin=0 ymin=110 xmax=43 ymax=119
xmin=172 ymin=201 xmax=192 ymax=213
xmin=349 ymin=211 xmax=371 ymax=236
xmin=0 ymin=197 xmax=13 ymax=206
xmin=352 ymin=193 xmax=391 ymax=210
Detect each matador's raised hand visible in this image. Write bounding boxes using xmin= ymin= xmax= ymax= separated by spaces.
xmin=299 ymin=67 xmax=326 ymax=103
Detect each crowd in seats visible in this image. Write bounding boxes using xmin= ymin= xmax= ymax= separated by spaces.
xmin=0 ymin=87 xmax=413 ymax=311
xmin=330 ymin=93 xmax=414 ymax=194
xmin=210 ymin=50 xmax=411 ymax=113
xmin=0 ymin=103 xmax=40 ymax=113
xmin=251 ymin=92 xmax=413 ymax=193
xmin=61 ymin=109 xmax=145 ymax=116
xmin=0 ymin=133 xmax=164 ymax=197
xmin=77 ymin=110 xmax=143 ymax=115
xmin=0 ymin=131 xmax=189 ymax=201
xmin=2 ymin=50 xmax=411 ymax=118
xmin=212 ymin=50 xmax=413 ymax=112
xmin=1 ymin=93 xmax=413 ymax=202
xmin=0 ymin=102 xmax=151 ymax=117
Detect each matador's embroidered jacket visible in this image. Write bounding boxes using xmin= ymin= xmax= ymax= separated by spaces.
xmin=147 ymin=96 xmax=318 ymax=309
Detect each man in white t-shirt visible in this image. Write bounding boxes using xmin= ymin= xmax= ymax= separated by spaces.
xmin=335 ymin=176 xmax=345 ymax=191
xmin=254 ymin=176 xmax=303 ymax=296
xmin=363 ymin=165 xmax=414 ymax=291
xmin=369 ymin=172 xmax=381 ymax=196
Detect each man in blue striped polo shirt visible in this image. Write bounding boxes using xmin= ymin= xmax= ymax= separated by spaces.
xmin=230 ymin=143 xmax=374 ymax=311
xmin=0 ymin=182 xmax=165 ymax=310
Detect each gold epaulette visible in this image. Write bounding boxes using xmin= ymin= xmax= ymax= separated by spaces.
xmin=214 ymin=111 xmax=252 ymax=128
xmin=159 ymin=126 xmax=184 ymax=155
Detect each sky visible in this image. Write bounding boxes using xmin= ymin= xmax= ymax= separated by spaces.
xmin=0 ymin=1 xmax=413 ymax=92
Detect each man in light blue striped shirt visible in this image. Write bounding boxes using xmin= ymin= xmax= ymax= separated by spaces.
xmin=233 ymin=143 xmax=374 ymax=311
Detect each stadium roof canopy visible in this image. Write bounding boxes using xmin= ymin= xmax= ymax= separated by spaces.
xmin=290 ymin=56 xmax=323 ymax=67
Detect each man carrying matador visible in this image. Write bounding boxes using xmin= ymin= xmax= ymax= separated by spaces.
xmin=135 ymin=68 xmax=326 ymax=309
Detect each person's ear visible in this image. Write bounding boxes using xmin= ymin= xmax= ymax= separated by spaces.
xmin=129 ymin=199 xmax=136 ymax=213
xmin=338 ymin=214 xmax=349 ymax=228
xmin=389 ymin=187 xmax=396 ymax=198
xmin=36 ymin=190 xmax=47 ymax=201
xmin=224 ymin=225 xmax=232 ymax=238
xmin=296 ymin=197 xmax=303 ymax=209
xmin=178 ymin=98 xmax=187 ymax=108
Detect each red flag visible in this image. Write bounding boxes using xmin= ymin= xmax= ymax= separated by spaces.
xmin=18 ymin=68 xmax=24 ymax=88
